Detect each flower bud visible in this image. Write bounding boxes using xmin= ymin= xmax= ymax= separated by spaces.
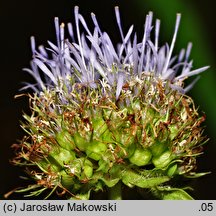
xmin=152 ymin=150 xmax=174 ymax=168
xmin=38 ymin=156 xmax=61 ymax=172
xmin=83 ymin=159 xmax=93 ymax=178
xmin=60 ymin=170 xmax=76 ymax=190
xmin=129 ymin=148 xmax=152 ymax=166
xmin=56 ymin=130 xmax=75 ymax=150
xmin=97 ymin=150 xmax=115 ymax=173
xmin=92 ymin=116 xmax=108 ymax=138
xmin=114 ymin=132 xmax=136 ymax=158
xmin=51 ymin=147 xmax=76 ymax=167
xmin=86 ymin=141 xmax=107 ymax=161
xmin=150 ymin=141 xmax=167 ymax=157
xmin=92 ymin=115 xmax=114 ymax=143
xmin=169 ymin=125 xmax=179 ymax=140
xmin=167 ymin=164 xmax=178 ymax=177
xmin=73 ymin=132 xmax=88 ymax=151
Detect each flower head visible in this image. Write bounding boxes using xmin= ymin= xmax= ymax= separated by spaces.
xmin=11 ymin=6 xmax=209 ymax=200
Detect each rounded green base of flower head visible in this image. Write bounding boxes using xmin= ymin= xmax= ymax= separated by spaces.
xmin=12 ymin=74 xmax=206 ymax=199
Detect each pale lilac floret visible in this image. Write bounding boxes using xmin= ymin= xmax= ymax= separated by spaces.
xmin=22 ymin=6 xmax=209 ymax=99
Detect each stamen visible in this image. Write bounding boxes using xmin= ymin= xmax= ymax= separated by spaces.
xmin=155 ymin=19 xmax=160 ymax=52
xmin=162 ymin=13 xmax=181 ymax=75
xmin=54 ymin=17 xmax=60 ymax=49
xmin=74 ymin=6 xmax=86 ymax=70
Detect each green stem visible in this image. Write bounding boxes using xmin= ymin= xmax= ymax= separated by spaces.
xmin=108 ymin=182 xmax=122 ymax=200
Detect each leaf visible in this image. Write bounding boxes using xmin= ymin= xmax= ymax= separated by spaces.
xmin=184 ymin=172 xmax=211 ymax=178
xmin=154 ymin=186 xmax=194 ymax=200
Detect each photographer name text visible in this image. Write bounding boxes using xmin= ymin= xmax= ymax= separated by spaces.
xmin=17 ymin=202 xmax=117 ymax=212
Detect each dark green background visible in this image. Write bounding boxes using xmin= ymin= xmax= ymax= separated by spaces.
xmin=0 ymin=0 xmax=215 ymax=199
